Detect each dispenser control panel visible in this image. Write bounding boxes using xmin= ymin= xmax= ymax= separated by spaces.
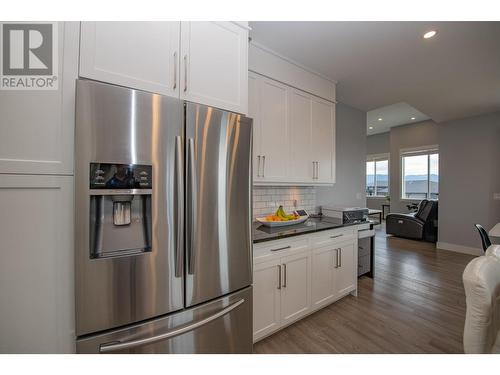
xmin=90 ymin=163 xmax=153 ymax=189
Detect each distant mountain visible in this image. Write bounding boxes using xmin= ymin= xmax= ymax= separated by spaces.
xmin=366 ymin=174 xmax=438 ymax=184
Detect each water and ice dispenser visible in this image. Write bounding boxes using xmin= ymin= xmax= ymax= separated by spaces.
xmin=89 ymin=163 xmax=152 ymax=259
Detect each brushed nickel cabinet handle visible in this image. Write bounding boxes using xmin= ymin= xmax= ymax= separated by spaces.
xmin=334 ymin=248 xmax=340 ymax=268
xmin=262 ymin=155 xmax=266 ymax=177
xmin=173 ymin=51 xmax=177 ymax=90
xmin=270 ymin=245 xmax=291 ymax=252
xmin=183 ymin=54 xmax=188 ymax=92
xmin=257 ymin=155 xmax=261 ymax=177
xmin=339 ymin=248 xmax=342 ymax=268
xmin=330 ymin=234 xmax=344 ymax=239
xmin=277 ymin=265 xmax=282 ymax=290
xmin=283 ymin=263 xmax=287 ymax=288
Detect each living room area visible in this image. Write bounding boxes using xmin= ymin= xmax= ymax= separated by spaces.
xmin=366 ymin=109 xmax=500 ymax=257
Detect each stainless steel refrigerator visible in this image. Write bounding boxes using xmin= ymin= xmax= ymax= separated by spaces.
xmin=74 ymin=79 xmax=253 ymax=353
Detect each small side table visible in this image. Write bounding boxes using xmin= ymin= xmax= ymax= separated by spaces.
xmin=368 ymin=209 xmax=382 ymax=225
xmin=382 ymin=204 xmax=390 ymax=220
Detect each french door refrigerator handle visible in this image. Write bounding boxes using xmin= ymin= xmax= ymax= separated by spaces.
xmin=99 ymin=298 xmax=246 ymax=353
xmin=174 ymin=136 xmax=184 ymax=277
xmin=187 ymin=137 xmax=197 ymax=275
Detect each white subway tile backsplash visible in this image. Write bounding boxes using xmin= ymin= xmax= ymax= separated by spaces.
xmin=252 ymin=186 xmax=316 ymax=218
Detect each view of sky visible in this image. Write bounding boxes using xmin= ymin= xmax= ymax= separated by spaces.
xmin=403 ymin=153 xmax=439 ymax=176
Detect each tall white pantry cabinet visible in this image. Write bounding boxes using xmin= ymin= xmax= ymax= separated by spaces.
xmin=0 ymin=21 xmax=249 ymax=353
xmin=0 ymin=22 xmax=79 ymax=353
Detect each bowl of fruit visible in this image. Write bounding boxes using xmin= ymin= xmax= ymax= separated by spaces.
xmin=256 ymin=206 xmax=309 ymax=227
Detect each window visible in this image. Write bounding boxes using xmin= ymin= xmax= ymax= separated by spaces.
xmin=366 ymin=156 xmax=389 ymax=197
xmin=401 ymin=150 xmax=439 ymax=200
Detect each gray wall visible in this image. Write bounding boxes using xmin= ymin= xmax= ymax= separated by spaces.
xmin=316 ymin=102 xmax=367 ymax=208
xmin=366 ymin=132 xmax=390 ymax=155
xmin=366 ymin=132 xmax=390 ymax=210
xmin=438 ymin=111 xmax=500 ymax=250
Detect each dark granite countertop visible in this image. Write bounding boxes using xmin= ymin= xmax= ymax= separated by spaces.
xmin=253 ymin=216 xmax=372 ymax=243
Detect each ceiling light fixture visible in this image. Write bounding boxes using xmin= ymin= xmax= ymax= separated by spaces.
xmin=423 ymin=30 xmax=437 ymax=39
xmin=369 ymin=126 xmax=373 ymax=130
xmin=378 ymin=118 xmax=382 ymax=121
xmin=411 ymin=117 xmax=416 ymax=120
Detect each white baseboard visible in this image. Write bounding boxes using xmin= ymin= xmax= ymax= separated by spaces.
xmin=437 ymin=242 xmax=482 ymax=256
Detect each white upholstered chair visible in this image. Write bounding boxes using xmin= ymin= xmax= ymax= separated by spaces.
xmin=462 ymin=250 xmax=500 ymax=353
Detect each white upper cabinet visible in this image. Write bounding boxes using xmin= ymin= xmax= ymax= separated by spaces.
xmin=250 ymin=72 xmax=290 ymax=182
xmin=80 ymin=22 xmax=181 ymax=97
xmin=80 ymin=22 xmax=248 ymax=114
xmin=180 ymin=22 xmax=248 ymax=114
xmin=0 ymin=22 xmax=79 ymax=175
xmin=249 ymin=72 xmax=335 ymax=185
xmin=248 ymin=72 xmax=262 ymax=180
xmin=289 ymin=89 xmax=313 ymax=182
xmin=311 ymin=97 xmax=336 ymax=183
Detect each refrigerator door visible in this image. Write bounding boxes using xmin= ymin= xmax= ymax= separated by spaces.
xmin=75 ymin=80 xmax=185 ymax=336
xmin=185 ymin=103 xmax=253 ymax=307
xmin=76 ymin=286 xmax=252 ymax=353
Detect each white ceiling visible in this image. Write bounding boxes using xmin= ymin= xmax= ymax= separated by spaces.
xmin=249 ymin=21 xmax=500 ymax=123
xmin=367 ymin=102 xmax=430 ymax=135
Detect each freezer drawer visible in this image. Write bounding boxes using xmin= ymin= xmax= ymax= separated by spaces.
xmin=76 ymin=287 xmax=252 ymax=354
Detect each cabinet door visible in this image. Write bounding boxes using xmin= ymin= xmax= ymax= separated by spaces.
xmin=311 ymin=97 xmax=335 ymax=183
xmin=0 ymin=175 xmax=74 ymax=353
xmin=80 ymin=22 xmax=180 ymax=97
xmin=180 ymin=22 xmax=248 ymax=114
xmin=253 ymin=259 xmax=282 ymax=341
xmin=0 ymin=22 xmax=78 ymax=175
xmin=333 ymin=241 xmax=357 ymax=297
xmin=259 ymin=77 xmax=289 ymax=182
xmin=248 ymin=72 xmax=262 ymax=181
xmin=280 ymin=251 xmax=311 ymax=325
xmin=311 ymin=246 xmax=336 ymax=308
xmin=289 ymin=89 xmax=313 ymax=182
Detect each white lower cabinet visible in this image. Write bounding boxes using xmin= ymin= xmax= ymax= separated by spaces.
xmin=311 ymin=246 xmax=337 ymax=308
xmin=280 ymin=251 xmax=311 ymax=325
xmin=333 ymin=241 xmax=357 ymax=296
xmin=253 ymin=228 xmax=358 ymax=342
xmin=0 ymin=174 xmax=75 ymax=353
xmin=253 ymin=258 xmax=282 ymax=340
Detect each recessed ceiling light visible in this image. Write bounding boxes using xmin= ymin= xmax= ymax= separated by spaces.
xmin=411 ymin=117 xmax=416 ymax=120
xmin=423 ymin=30 xmax=437 ymax=39
xmin=378 ymin=118 xmax=383 ymax=121
xmin=369 ymin=126 xmax=373 ymax=130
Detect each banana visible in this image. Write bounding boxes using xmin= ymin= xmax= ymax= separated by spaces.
xmin=275 ymin=206 xmax=296 ymax=221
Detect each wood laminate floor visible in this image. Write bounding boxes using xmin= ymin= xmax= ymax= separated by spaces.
xmin=253 ymin=225 xmax=475 ymax=354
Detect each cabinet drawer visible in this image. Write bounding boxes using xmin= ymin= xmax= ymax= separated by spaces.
xmin=310 ymin=228 xmax=355 ymax=247
xmin=254 ymin=237 xmax=309 ymax=264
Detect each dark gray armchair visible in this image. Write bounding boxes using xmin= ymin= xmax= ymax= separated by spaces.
xmin=386 ymin=200 xmax=438 ymax=242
